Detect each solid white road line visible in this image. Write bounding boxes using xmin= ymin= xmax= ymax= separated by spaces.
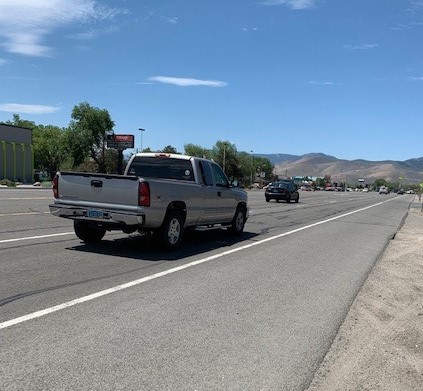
xmin=0 ymin=232 xmax=74 ymax=244
xmin=0 ymin=198 xmax=398 ymax=330
xmin=1 ymin=197 xmax=52 ymax=200
xmin=0 ymin=211 xmax=51 ymax=217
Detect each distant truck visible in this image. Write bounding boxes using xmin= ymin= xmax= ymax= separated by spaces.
xmin=49 ymin=153 xmax=248 ymax=249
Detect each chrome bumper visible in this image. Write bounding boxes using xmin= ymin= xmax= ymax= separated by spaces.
xmin=49 ymin=204 xmax=145 ymax=226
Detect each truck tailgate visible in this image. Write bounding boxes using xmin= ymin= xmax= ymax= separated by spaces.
xmin=58 ymin=172 xmax=140 ymax=208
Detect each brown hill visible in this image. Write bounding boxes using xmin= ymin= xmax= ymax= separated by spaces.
xmin=264 ymin=153 xmax=423 ymax=185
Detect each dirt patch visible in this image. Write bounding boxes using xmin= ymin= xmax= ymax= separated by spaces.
xmin=307 ymin=200 xmax=423 ymax=391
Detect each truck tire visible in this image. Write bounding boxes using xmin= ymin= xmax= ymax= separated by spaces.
xmin=160 ymin=211 xmax=184 ymax=250
xmin=228 ymin=206 xmax=246 ymax=234
xmin=74 ymin=221 xmax=106 ymax=243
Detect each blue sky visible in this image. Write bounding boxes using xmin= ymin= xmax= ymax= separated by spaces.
xmin=0 ymin=0 xmax=422 ymax=161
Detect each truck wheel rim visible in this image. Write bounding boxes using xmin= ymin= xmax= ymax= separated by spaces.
xmin=235 ymin=212 xmax=244 ymax=230
xmin=168 ymin=218 xmax=181 ymax=244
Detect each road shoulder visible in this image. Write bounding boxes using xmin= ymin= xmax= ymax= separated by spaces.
xmin=307 ymin=199 xmax=423 ymax=391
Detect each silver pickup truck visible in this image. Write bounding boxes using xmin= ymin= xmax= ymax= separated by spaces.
xmin=49 ymin=153 xmax=248 ymax=249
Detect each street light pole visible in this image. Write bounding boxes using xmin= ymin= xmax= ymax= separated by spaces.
xmin=250 ymin=151 xmax=254 ymax=186
xmin=138 ymin=128 xmax=145 ymax=153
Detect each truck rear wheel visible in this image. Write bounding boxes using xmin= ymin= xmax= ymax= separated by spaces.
xmin=160 ymin=211 xmax=184 ymax=250
xmin=74 ymin=221 xmax=106 ymax=243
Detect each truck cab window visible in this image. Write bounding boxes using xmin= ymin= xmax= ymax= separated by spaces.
xmin=211 ymin=163 xmax=229 ymax=187
xmin=129 ymin=157 xmax=195 ymax=181
xmin=199 ymin=161 xmax=214 ymax=186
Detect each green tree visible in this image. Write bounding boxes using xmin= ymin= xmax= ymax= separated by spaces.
xmin=212 ymin=140 xmax=244 ymax=180
xmin=252 ymin=156 xmax=273 ymax=181
xmin=315 ymin=177 xmax=326 ymax=187
xmin=184 ymin=143 xmax=212 ymax=159
xmin=373 ymin=178 xmax=388 ymax=189
xmin=33 ymin=124 xmax=68 ymax=173
xmin=161 ymin=145 xmax=178 ymax=154
xmin=104 ymin=148 xmax=120 ymax=174
xmin=237 ymin=151 xmax=256 ymax=186
xmin=66 ymin=102 xmax=115 ymax=172
xmin=4 ymin=114 xmax=36 ymax=129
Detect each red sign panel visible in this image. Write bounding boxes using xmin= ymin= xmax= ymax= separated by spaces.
xmin=106 ymin=134 xmax=134 ymax=149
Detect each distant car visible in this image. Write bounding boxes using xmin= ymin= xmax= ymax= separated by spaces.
xmin=379 ymin=187 xmax=388 ymax=194
xmin=265 ymin=181 xmax=299 ymax=203
xmin=406 ymin=190 xmax=415 ymax=194
xmin=262 ymin=183 xmax=272 ymax=190
xmin=397 ymin=189 xmax=405 ymax=195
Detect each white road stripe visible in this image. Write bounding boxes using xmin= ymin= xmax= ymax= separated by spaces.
xmin=1 ymin=197 xmax=52 ymax=200
xmin=0 ymin=198 xmax=398 ymax=330
xmin=0 ymin=212 xmax=50 ymax=217
xmin=0 ymin=232 xmax=74 ymax=244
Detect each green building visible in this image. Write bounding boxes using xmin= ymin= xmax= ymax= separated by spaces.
xmin=0 ymin=124 xmax=33 ymax=183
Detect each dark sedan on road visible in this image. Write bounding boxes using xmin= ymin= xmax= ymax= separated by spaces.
xmin=265 ymin=181 xmax=299 ymax=203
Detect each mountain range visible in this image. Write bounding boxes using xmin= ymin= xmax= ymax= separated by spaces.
xmin=256 ymin=153 xmax=423 ymax=185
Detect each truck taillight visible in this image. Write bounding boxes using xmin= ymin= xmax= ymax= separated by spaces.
xmin=138 ymin=182 xmax=150 ymax=206
xmin=52 ymin=174 xmax=59 ymax=198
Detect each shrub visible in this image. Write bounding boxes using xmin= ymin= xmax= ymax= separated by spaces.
xmin=0 ymin=179 xmax=15 ymax=187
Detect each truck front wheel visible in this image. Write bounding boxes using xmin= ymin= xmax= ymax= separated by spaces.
xmin=159 ymin=211 xmax=184 ymax=250
xmin=228 ymin=207 xmax=246 ymax=234
xmin=74 ymin=221 xmax=106 ymax=243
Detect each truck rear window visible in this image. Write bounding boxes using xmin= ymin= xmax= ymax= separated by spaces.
xmin=128 ymin=157 xmax=195 ymax=181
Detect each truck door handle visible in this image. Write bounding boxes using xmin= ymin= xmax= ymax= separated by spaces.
xmin=91 ymin=180 xmax=103 ymax=188
xmin=217 ymin=191 xmax=222 ymax=197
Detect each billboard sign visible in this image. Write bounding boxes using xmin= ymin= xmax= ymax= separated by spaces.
xmin=106 ymin=134 xmax=134 ymax=150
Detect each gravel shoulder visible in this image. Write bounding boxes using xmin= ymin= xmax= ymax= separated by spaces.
xmin=306 ymin=198 xmax=423 ymax=391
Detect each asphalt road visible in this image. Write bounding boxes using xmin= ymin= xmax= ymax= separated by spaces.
xmin=0 ymin=188 xmax=413 ymax=390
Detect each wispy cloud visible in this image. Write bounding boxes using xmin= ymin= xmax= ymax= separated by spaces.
xmin=0 ymin=58 xmax=6 ymax=66
xmin=242 ymin=26 xmax=258 ymax=32
xmin=0 ymin=0 xmax=126 ymax=57
xmin=0 ymin=103 xmax=61 ymax=114
xmin=148 ymin=76 xmax=228 ymax=87
xmin=260 ymin=0 xmax=315 ymax=9
xmin=343 ymin=43 xmax=379 ymax=50
xmin=69 ymin=25 xmax=120 ymax=41
xmin=391 ymin=23 xmax=412 ymax=31
xmin=161 ymin=16 xmax=179 ymax=24
xmin=407 ymin=0 xmax=423 ymax=13
xmin=409 ymin=76 xmax=423 ymax=81
xmin=308 ymin=81 xmax=334 ymax=86
xmin=391 ymin=21 xmax=423 ymax=30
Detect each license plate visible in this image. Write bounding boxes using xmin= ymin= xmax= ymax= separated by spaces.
xmin=87 ymin=209 xmax=104 ymax=219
